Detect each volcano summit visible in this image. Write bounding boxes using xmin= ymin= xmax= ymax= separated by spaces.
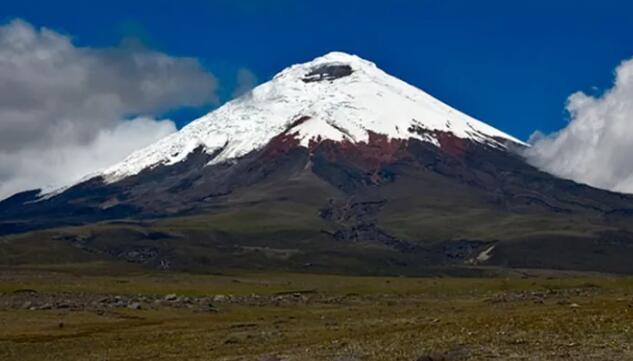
xmin=100 ymin=51 xmax=524 ymax=182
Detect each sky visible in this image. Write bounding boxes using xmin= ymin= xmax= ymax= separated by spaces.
xmin=4 ymin=0 xmax=633 ymax=136
xmin=1 ymin=0 xmax=633 ymax=197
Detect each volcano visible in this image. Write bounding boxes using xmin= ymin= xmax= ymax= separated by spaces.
xmin=2 ymin=52 xmax=633 ymax=274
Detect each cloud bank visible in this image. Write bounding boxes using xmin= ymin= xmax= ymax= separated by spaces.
xmin=525 ymin=57 xmax=633 ymax=194
xmin=0 ymin=20 xmax=217 ymax=199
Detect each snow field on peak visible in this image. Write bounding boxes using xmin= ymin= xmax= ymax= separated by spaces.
xmin=101 ymin=51 xmax=524 ymax=183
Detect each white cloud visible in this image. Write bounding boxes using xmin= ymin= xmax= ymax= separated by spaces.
xmin=232 ymin=68 xmax=258 ymax=98
xmin=0 ymin=117 xmax=176 ymax=197
xmin=0 ymin=20 xmax=218 ymax=199
xmin=524 ymin=57 xmax=633 ymax=194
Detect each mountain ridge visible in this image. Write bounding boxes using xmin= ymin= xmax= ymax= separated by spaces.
xmin=2 ymin=52 xmax=633 ymax=275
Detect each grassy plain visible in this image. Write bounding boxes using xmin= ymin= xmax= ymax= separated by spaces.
xmin=1 ymin=265 xmax=633 ymax=360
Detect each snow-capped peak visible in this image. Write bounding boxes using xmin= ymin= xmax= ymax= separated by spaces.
xmin=101 ymin=51 xmax=525 ymax=183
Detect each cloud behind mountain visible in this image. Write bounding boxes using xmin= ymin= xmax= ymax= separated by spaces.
xmin=525 ymin=56 xmax=633 ymax=194
xmin=0 ymin=19 xmax=218 ymax=198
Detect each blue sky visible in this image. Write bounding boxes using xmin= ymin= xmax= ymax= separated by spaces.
xmin=2 ymin=0 xmax=633 ymax=140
